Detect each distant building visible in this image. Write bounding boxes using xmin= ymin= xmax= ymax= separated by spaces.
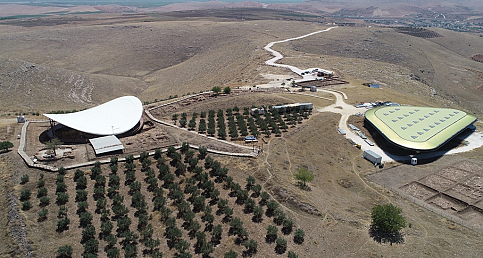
xmin=250 ymin=108 xmax=265 ymax=116
xmin=17 ymin=116 xmax=25 ymax=123
xmin=271 ymin=103 xmax=313 ymax=113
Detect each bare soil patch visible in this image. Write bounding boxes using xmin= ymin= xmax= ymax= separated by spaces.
xmin=369 ymin=157 xmax=483 ymax=232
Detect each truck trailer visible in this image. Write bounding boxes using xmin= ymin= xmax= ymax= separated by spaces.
xmin=363 ymin=150 xmax=382 ymax=165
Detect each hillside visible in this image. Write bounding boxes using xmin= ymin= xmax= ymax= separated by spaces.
xmin=274 ymin=26 xmax=483 ymax=116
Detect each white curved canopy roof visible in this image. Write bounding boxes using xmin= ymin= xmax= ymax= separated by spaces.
xmin=44 ymin=96 xmax=143 ymax=136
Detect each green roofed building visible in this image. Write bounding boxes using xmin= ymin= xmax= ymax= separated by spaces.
xmin=364 ymin=106 xmax=477 ymax=151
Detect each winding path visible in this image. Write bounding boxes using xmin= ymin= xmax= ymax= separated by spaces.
xmin=263 ymin=26 xmax=483 ymax=163
xmin=264 ymin=27 xmax=336 ymax=81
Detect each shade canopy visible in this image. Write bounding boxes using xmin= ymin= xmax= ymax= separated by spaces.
xmin=89 ymin=135 xmax=124 ymax=155
xmin=44 ymin=96 xmax=143 ymax=136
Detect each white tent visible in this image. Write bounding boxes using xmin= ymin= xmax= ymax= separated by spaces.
xmin=44 ymin=96 xmax=143 ymax=136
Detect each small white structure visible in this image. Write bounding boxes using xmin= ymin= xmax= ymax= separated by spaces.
xmin=17 ymin=116 xmax=26 ymax=123
xmin=89 ymin=135 xmax=124 ymax=155
xmin=411 ymin=157 xmax=418 ymax=165
xmin=250 ymin=108 xmax=265 ymax=116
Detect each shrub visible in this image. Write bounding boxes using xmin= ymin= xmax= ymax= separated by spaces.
xmin=20 ymin=174 xmax=29 ymax=184
xmin=76 ymin=176 xmax=87 ymax=190
xmin=56 ymin=216 xmax=70 ymax=232
xmin=74 ymin=169 xmax=84 ymax=182
xmin=266 ymin=225 xmax=278 ymax=243
xmin=56 ymin=192 xmax=69 ymax=205
xmin=20 ymin=189 xmax=31 ymax=201
xmin=56 ymin=182 xmax=67 ymax=193
xmin=287 ymin=251 xmax=298 ymax=258
xmin=22 ymin=200 xmax=32 ymax=211
xmin=39 ymin=196 xmax=50 ymax=207
xmin=75 ymin=189 xmax=88 ymax=202
xmin=243 ymin=239 xmax=257 ymax=255
xmin=275 ymin=237 xmax=287 ymax=254
xmin=56 ymin=245 xmax=73 ymax=258
xmin=81 ymin=224 xmax=96 ymax=243
xmin=266 ymin=200 xmax=279 ymax=217
xmin=282 ymin=218 xmax=294 ymax=234
xmin=38 ymin=208 xmax=48 ymax=221
xmin=79 ymin=212 xmax=93 ymax=227
xmin=37 ymin=187 xmax=47 ymax=198
xmin=260 ymin=191 xmax=270 ymax=205
xmin=224 ymin=249 xmax=237 ymax=258
xmin=37 ymin=179 xmax=45 ymax=188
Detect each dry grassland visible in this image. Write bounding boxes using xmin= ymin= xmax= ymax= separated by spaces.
xmin=273 ymin=26 xmax=483 ymax=116
xmin=1 ymin=11 xmax=483 ymax=258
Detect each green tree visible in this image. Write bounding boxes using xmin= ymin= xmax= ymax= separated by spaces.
xmin=253 ymin=205 xmax=263 ymax=223
xmin=282 ymin=218 xmax=294 ymax=234
xmin=106 ymin=247 xmax=120 ymax=258
xmin=293 ymin=167 xmax=314 ymax=189
xmin=211 ymin=86 xmax=222 ymax=94
xmin=0 ymin=141 xmax=14 ymax=152
xmin=39 ymin=196 xmax=50 ymax=207
xmin=79 ymin=212 xmax=93 ymax=227
xmin=45 ymin=138 xmax=62 ymax=156
xmin=260 ymin=191 xmax=270 ymax=205
xmin=223 ymin=87 xmax=232 ymax=94
xmin=56 ymin=216 xmax=70 ymax=232
xmin=56 ymin=192 xmax=69 ymax=205
xmin=287 ymin=251 xmax=298 ymax=258
xmin=243 ymin=239 xmax=257 ymax=255
xmin=56 ymin=245 xmax=73 ymax=258
xmin=38 ymin=208 xmax=48 ymax=221
xmin=211 ymin=224 xmax=222 ymax=245
xmin=37 ymin=187 xmax=47 ymax=198
xmin=83 ymin=238 xmax=99 ymax=257
xmin=275 ymin=237 xmax=287 ymax=254
xmin=81 ymin=224 xmax=96 ymax=243
xmin=224 ymin=249 xmax=237 ymax=258
xmin=22 ymin=200 xmax=32 ymax=210
xmin=371 ymin=203 xmax=406 ymax=234
xmin=20 ymin=189 xmax=31 ymax=201
xmin=266 ymin=225 xmax=278 ymax=243
xmin=294 ymin=228 xmax=305 ymax=244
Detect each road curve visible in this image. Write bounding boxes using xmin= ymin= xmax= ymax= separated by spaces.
xmin=263 ymin=27 xmax=483 ymax=163
xmin=264 ymin=27 xmax=336 ymax=80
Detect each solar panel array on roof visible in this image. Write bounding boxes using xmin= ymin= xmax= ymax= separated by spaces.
xmin=364 ymin=106 xmax=477 ymax=150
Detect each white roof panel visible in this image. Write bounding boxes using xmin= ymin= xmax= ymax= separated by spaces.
xmin=89 ymin=135 xmax=124 ymax=155
xmin=44 ymin=96 xmax=143 ymax=136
